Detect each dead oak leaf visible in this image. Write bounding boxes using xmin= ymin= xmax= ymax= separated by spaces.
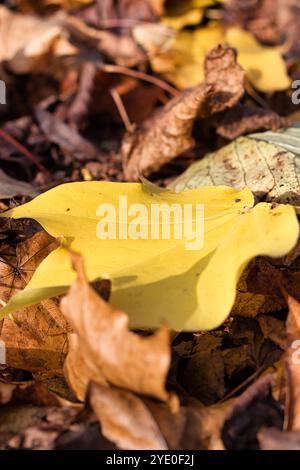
xmin=122 ymin=45 xmax=245 ymax=180
xmin=61 ymin=253 xmax=171 ymax=402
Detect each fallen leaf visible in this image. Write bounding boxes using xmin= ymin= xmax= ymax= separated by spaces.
xmin=64 ymin=15 xmax=146 ymax=68
xmin=61 ymin=253 xmax=170 ymax=401
xmin=0 ymin=231 xmax=68 ymax=373
xmin=123 ymin=45 xmax=245 ymax=180
xmin=0 ymin=6 xmax=77 ymax=74
xmin=214 ymin=105 xmax=290 ymax=141
xmin=89 ymin=383 xmax=168 ymax=450
xmin=171 ymin=130 xmax=300 ymax=205
xmin=35 ymin=107 xmax=98 ymax=162
xmin=257 ymin=315 xmax=287 ymax=351
xmin=0 ymin=182 xmax=298 ymax=331
xmin=89 ymin=382 xmax=228 ymax=450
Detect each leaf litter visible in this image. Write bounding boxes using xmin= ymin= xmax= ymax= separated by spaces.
xmin=1 ymin=0 xmax=300 ymax=451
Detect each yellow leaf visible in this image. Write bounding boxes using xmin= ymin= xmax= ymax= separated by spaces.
xmin=0 ymin=183 xmax=298 ymax=331
xmin=226 ymin=28 xmax=291 ymax=93
xmin=151 ymin=24 xmax=291 ymax=92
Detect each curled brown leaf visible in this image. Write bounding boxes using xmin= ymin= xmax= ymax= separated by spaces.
xmin=122 ymin=45 xmax=245 ymax=180
xmin=61 ymin=253 xmax=171 ymax=402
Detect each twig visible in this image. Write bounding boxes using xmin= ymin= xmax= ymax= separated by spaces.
xmin=220 ymin=365 xmax=268 ymax=402
xmin=0 ymin=129 xmax=49 ymax=176
xmin=110 ymin=87 xmax=134 ymax=132
xmin=99 ymin=18 xmax=148 ymax=29
xmin=245 ymin=81 xmax=270 ymax=109
xmin=102 ymin=64 xmax=179 ymax=97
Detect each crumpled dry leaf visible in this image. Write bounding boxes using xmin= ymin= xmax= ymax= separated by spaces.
xmin=171 ymin=130 xmax=300 ymax=205
xmin=0 ymin=231 xmax=68 ymax=373
xmin=64 ymin=15 xmax=146 ymax=68
xmin=61 ymin=253 xmax=170 ymax=401
xmin=123 ymin=45 xmax=245 ymax=180
xmin=0 ymin=6 xmax=76 ymax=74
xmin=214 ymin=105 xmax=290 ymax=140
xmin=89 ymin=382 xmax=228 ymax=450
xmin=0 ymin=5 xmax=146 ymax=75
xmin=89 ymin=383 xmax=168 ymax=450
xmin=35 ymin=107 xmax=98 ymax=162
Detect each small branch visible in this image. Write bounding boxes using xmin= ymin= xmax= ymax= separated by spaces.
xmin=0 ymin=129 xmax=49 ymax=176
xmin=110 ymin=87 xmax=134 ymax=132
xmin=245 ymin=81 xmax=269 ymax=109
xmin=102 ymin=64 xmax=179 ymax=97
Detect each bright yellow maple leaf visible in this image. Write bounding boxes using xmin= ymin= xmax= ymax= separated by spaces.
xmin=151 ymin=24 xmax=291 ymax=92
xmin=0 ymin=182 xmax=298 ymax=330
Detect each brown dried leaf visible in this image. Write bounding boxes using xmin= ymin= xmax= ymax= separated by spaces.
xmin=0 ymin=232 xmax=68 ymax=373
xmin=35 ymin=108 xmax=98 ymax=162
xmin=0 ymin=6 xmax=76 ymax=74
xmin=64 ymin=15 xmax=146 ymax=68
xmin=61 ymin=253 xmax=171 ymax=402
xmin=214 ymin=105 xmax=290 ymax=141
xmin=122 ymin=45 xmax=245 ymax=180
xmin=257 ymin=315 xmax=287 ymax=350
xmin=89 ymin=383 xmax=168 ymax=450
xmin=89 ymin=382 xmax=228 ymax=450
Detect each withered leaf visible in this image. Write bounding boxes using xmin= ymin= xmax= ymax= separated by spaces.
xmin=61 ymin=254 xmax=170 ymax=402
xmin=89 ymin=383 xmax=168 ymax=450
xmin=172 ymin=128 xmax=300 ymax=205
xmin=35 ymin=108 xmax=98 ymax=162
xmin=89 ymin=382 xmax=228 ymax=450
xmin=0 ymin=231 xmax=68 ymax=373
xmin=214 ymin=105 xmax=290 ymax=140
xmin=0 ymin=6 xmax=77 ymax=74
xmin=64 ymin=15 xmax=146 ymax=68
xmin=122 ymin=45 xmax=245 ymax=180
